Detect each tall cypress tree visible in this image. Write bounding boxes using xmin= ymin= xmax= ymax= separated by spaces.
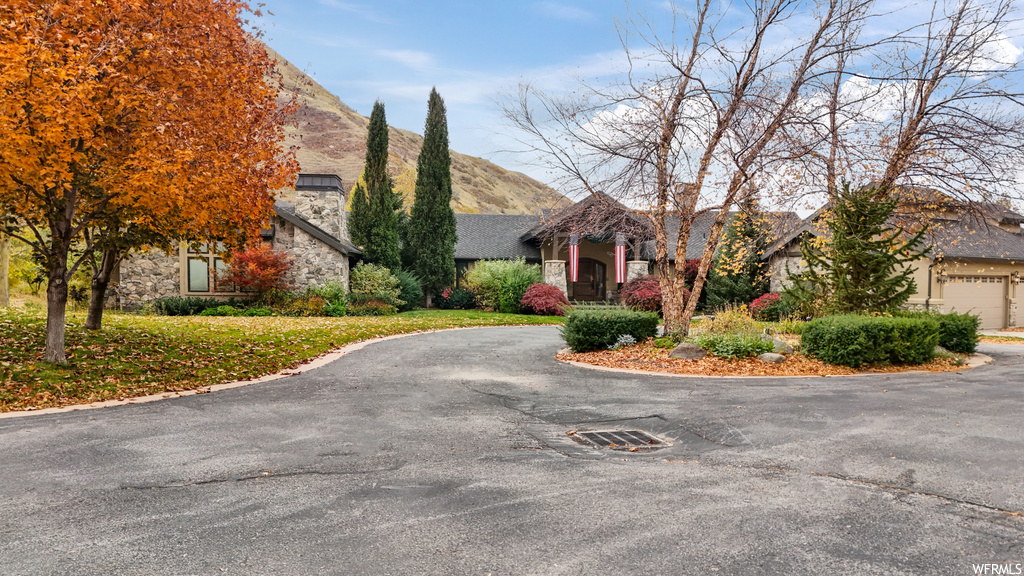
xmin=362 ymin=101 xmax=401 ymax=270
xmin=349 ymin=180 xmax=369 ymax=248
xmin=410 ymin=88 xmax=457 ymax=307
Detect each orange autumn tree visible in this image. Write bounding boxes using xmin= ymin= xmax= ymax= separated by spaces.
xmin=0 ymin=0 xmax=298 ymax=363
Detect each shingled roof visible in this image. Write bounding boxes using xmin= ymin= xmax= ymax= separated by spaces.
xmin=928 ymin=216 xmax=1024 ymax=260
xmin=641 ymin=211 xmax=801 ymax=261
xmin=273 ymin=200 xmax=361 ymax=255
xmin=454 ymin=213 xmax=542 ymax=260
xmin=762 ymin=208 xmax=1024 ymax=262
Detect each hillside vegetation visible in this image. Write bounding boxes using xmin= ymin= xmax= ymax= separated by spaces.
xmin=269 ymin=47 xmax=566 ymax=214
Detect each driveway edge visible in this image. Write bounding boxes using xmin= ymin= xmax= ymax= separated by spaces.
xmin=0 ymin=325 xmax=547 ymax=420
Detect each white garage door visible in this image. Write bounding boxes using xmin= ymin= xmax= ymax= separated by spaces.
xmin=944 ymin=276 xmax=1007 ymax=330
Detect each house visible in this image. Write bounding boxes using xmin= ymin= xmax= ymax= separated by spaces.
xmin=763 ymin=195 xmax=1024 ymax=329
xmin=452 ymin=193 xmax=799 ymax=302
xmin=115 ymin=174 xmax=360 ymax=308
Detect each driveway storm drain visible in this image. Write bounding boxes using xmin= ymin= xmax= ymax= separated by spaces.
xmin=570 ymin=429 xmax=670 ymax=451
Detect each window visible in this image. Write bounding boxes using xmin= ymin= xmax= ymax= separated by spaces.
xmin=185 ymin=243 xmax=235 ymax=293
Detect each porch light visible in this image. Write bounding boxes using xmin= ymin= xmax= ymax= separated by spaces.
xmin=938 ymin=271 xmax=949 ymax=283
xmin=1012 ymin=271 xmax=1021 ymax=284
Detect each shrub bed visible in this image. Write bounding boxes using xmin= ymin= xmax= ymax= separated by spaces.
xmin=464 ymin=258 xmax=542 ymax=313
xmin=620 ymin=275 xmax=665 ymax=312
xmin=520 ymin=283 xmax=570 ymax=316
xmin=801 ymin=314 xmax=939 ymax=368
xmin=437 ymin=287 xmax=477 ymax=310
xmin=750 ymin=292 xmax=790 ymax=321
xmin=689 ymin=332 xmax=773 ymax=359
xmin=895 ymin=310 xmax=979 ymax=354
xmin=561 ymin=306 xmax=659 ymax=352
xmin=348 ymin=262 xmax=404 ymax=316
xmin=935 ymin=312 xmax=980 ymax=354
xmin=153 ymin=296 xmax=245 ymax=316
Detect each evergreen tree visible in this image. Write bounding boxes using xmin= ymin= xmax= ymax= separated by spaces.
xmin=362 ymin=101 xmax=401 ymax=270
xmin=409 ymin=88 xmax=457 ymax=307
xmin=349 ymin=180 xmax=369 ymax=248
xmin=705 ymin=198 xmax=770 ymax=309
xmin=784 ymin=184 xmax=929 ymax=314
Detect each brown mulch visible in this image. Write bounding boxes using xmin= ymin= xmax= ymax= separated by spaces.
xmin=556 ymin=341 xmax=967 ymax=377
xmin=981 ymin=335 xmax=1024 ymax=344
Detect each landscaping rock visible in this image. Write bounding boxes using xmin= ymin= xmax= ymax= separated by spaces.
xmin=669 ymin=342 xmax=706 ymax=360
xmin=760 ymin=334 xmax=794 ymax=354
xmin=758 ymin=352 xmax=787 ymax=364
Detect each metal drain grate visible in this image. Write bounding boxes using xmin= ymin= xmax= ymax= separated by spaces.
xmin=573 ymin=429 xmax=669 ymax=451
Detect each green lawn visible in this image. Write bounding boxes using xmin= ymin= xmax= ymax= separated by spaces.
xmin=0 ymin=308 xmax=563 ymax=412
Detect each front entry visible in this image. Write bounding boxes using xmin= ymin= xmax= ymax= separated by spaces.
xmin=572 ymin=258 xmax=606 ymax=301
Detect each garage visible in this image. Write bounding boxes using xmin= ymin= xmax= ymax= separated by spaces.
xmin=943 ymin=275 xmax=1007 ymax=329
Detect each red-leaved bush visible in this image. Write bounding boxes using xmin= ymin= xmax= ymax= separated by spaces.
xmin=620 ymin=275 xmax=692 ymax=313
xmin=620 ymin=275 xmax=663 ymax=311
xmin=749 ymin=292 xmax=783 ymax=321
xmin=519 ymin=283 xmax=570 ymax=316
xmin=222 ymin=244 xmax=293 ymax=298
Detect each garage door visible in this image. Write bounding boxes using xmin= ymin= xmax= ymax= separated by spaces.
xmin=944 ymin=276 xmax=1007 ymax=330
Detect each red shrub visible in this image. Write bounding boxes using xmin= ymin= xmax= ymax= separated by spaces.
xmin=520 ymin=283 xmax=570 ymax=316
xmin=749 ymin=292 xmax=784 ymax=321
xmin=222 ymin=244 xmax=293 ymax=298
xmin=683 ymin=258 xmax=702 ymax=287
xmin=620 ymin=275 xmax=693 ymax=312
xmin=620 ymin=275 xmax=663 ymax=312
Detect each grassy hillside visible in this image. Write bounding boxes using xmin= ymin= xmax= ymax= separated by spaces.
xmin=268 ymin=47 xmax=567 ymax=214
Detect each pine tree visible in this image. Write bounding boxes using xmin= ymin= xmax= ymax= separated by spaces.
xmin=785 ymin=184 xmax=929 ymax=314
xmin=409 ymin=88 xmax=457 ymax=307
xmin=362 ymin=101 xmax=401 ymax=270
xmin=705 ymin=198 xmax=770 ymax=309
xmin=349 ymin=180 xmax=369 ymax=248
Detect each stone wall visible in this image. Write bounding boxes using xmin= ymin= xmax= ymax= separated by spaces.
xmin=768 ymin=255 xmax=804 ymax=293
xmin=292 ymin=189 xmax=346 ymax=242
xmin=271 ymin=216 xmax=350 ymax=290
xmin=117 ymin=249 xmax=181 ymax=309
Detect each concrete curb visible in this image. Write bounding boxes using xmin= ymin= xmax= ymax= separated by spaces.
xmin=0 ymin=325 xmax=549 ymax=420
xmin=557 ymin=352 xmax=993 ymax=380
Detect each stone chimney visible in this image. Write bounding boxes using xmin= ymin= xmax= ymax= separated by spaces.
xmin=292 ymin=173 xmax=347 ymax=241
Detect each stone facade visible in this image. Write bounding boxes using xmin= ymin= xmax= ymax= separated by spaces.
xmin=113 ymin=174 xmax=354 ymax=308
xmin=626 ymin=260 xmax=649 ymax=282
xmin=292 ymin=188 xmax=347 ymax=242
xmin=117 ymin=248 xmax=182 ymax=309
xmin=544 ymin=260 xmax=567 ymax=297
xmin=271 ymin=215 xmax=349 ymax=290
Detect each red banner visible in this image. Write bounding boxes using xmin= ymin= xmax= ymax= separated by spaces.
xmin=615 ymin=233 xmax=626 ymax=284
xmin=569 ymin=232 xmax=579 ymax=283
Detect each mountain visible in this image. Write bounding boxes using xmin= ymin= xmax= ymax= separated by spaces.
xmin=268 ymin=47 xmax=567 ymax=214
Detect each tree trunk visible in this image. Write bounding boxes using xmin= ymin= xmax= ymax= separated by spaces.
xmin=424 ymin=286 xmax=433 ymax=309
xmin=43 ymin=251 xmax=70 ymax=364
xmin=85 ymin=249 xmax=118 ymax=330
xmin=0 ymin=233 xmax=9 ymax=308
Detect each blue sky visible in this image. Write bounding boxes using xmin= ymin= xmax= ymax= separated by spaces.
xmin=257 ymin=1 xmax=651 ymax=183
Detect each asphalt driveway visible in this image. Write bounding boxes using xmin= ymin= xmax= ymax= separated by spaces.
xmin=1 ymin=326 xmax=1022 ymax=575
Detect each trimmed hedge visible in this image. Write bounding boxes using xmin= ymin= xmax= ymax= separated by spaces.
xmin=935 ymin=312 xmax=980 ymax=354
xmin=153 ymin=296 xmax=245 ymax=316
xmin=561 ymin=307 xmax=660 ymax=352
xmin=801 ymin=314 xmax=939 ymax=368
xmin=893 ymin=310 xmax=980 ymax=354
